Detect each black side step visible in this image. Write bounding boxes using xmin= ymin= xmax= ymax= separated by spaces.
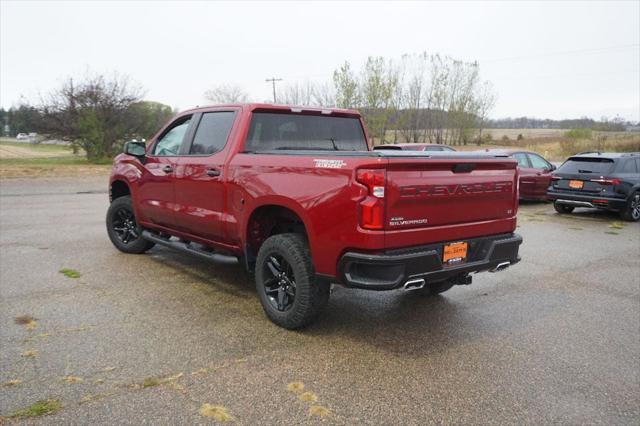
xmin=142 ymin=230 xmax=239 ymax=265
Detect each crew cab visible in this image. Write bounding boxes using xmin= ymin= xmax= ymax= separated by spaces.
xmin=107 ymin=104 xmax=523 ymax=329
xmin=547 ymin=152 xmax=640 ymax=221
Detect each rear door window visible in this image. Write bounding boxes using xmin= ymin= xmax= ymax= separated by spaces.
xmin=557 ymin=157 xmax=615 ymax=175
xmin=188 ymin=112 xmax=236 ymax=155
xmin=245 ymin=112 xmax=368 ymax=152
xmin=618 ymin=158 xmax=638 ymax=173
xmin=528 ymin=153 xmax=551 ymax=169
xmin=513 ymin=153 xmax=530 ymax=168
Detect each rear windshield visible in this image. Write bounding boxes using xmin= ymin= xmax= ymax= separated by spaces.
xmin=245 ymin=112 xmax=368 ymax=152
xmin=558 ymin=157 xmax=615 ymax=175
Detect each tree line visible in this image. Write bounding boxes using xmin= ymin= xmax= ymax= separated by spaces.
xmin=205 ymin=53 xmax=497 ymax=145
xmin=3 ymin=54 xmax=636 ymax=163
xmin=487 ymin=116 xmax=634 ymax=132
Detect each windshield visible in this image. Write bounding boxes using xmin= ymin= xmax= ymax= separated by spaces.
xmin=245 ymin=112 xmax=368 ymax=152
xmin=558 ymin=157 xmax=615 ymax=175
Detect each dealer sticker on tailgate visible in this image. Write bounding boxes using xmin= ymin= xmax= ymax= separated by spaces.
xmin=443 ymin=241 xmax=468 ymax=265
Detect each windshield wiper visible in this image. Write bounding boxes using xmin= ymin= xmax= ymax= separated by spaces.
xmin=326 ymin=138 xmax=339 ymax=151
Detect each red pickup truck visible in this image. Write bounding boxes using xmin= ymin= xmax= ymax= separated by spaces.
xmin=107 ymin=104 xmax=522 ymax=329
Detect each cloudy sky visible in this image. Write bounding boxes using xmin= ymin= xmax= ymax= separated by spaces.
xmin=1 ymin=0 xmax=638 ymax=120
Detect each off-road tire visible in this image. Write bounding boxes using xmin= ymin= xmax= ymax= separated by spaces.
xmin=255 ymin=233 xmax=330 ymax=329
xmin=554 ymin=202 xmax=575 ymax=214
xmin=620 ymin=191 xmax=640 ymax=222
xmin=106 ymin=196 xmax=155 ymax=254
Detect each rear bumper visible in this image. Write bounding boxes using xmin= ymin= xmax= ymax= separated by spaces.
xmin=547 ymin=190 xmax=627 ymax=210
xmin=336 ymin=233 xmax=522 ymax=290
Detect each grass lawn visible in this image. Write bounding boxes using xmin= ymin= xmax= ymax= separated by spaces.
xmin=0 ymin=143 xmax=112 ymax=178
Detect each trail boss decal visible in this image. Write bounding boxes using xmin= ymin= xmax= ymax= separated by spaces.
xmin=399 ymin=181 xmax=513 ymax=198
xmin=313 ymin=159 xmax=346 ymax=169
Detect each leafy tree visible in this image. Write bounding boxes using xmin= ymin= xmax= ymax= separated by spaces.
xmin=38 ymin=73 xmax=144 ymax=162
xmin=126 ymin=101 xmax=174 ymax=140
xmin=333 ymin=61 xmax=360 ymax=109
xmin=359 ymin=56 xmax=398 ymax=143
xmin=6 ymin=105 xmax=42 ymax=136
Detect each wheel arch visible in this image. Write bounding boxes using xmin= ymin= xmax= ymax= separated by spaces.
xmin=110 ymin=179 xmax=131 ymax=202
xmin=244 ymin=200 xmax=315 ymax=272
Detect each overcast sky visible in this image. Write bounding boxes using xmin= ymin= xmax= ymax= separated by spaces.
xmin=1 ymin=0 xmax=639 ymax=120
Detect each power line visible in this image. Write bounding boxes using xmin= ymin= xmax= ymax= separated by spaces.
xmin=265 ymin=77 xmax=283 ymax=103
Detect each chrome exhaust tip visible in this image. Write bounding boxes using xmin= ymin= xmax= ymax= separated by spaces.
xmin=403 ymin=278 xmax=426 ymax=291
xmin=490 ymin=261 xmax=511 ymax=273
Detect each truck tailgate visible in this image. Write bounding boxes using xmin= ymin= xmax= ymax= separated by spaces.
xmin=384 ymin=157 xmax=518 ymax=246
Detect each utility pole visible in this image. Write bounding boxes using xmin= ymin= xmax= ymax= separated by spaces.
xmin=265 ymin=77 xmax=283 ymax=103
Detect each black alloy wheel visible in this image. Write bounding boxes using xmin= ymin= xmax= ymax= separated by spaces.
xmin=622 ymin=192 xmax=640 ymax=222
xmin=254 ymin=233 xmax=330 ymax=329
xmin=106 ymin=195 xmax=155 ymax=254
xmin=263 ymin=254 xmax=296 ymax=311
xmin=112 ymin=206 xmax=140 ymax=244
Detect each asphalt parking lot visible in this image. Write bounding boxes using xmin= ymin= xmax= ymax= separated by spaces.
xmin=1 ymin=176 xmax=639 ymax=424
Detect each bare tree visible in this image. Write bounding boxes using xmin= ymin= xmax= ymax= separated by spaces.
xmin=311 ymin=81 xmax=336 ymax=107
xmin=279 ymin=81 xmax=315 ymax=105
xmin=397 ymin=53 xmax=429 ymax=143
xmin=475 ymin=81 xmax=496 ymax=144
xmin=203 ymin=84 xmax=249 ymax=103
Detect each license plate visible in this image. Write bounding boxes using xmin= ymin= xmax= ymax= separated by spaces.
xmin=569 ymin=180 xmax=584 ymax=189
xmin=443 ymin=241 xmax=468 ymax=264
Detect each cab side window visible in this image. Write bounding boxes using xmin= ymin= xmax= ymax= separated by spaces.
xmin=152 ymin=116 xmax=192 ymax=156
xmin=528 ymin=153 xmax=551 ymax=170
xmin=188 ymin=112 xmax=236 ymax=155
xmin=513 ymin=153 xmax=530 ymax=168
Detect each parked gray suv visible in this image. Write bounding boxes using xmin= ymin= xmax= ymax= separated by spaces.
xmin=547 ymin=152 xmax=640 ymax=221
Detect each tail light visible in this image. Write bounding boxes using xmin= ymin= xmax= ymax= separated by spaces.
xmin=356 ymin=168 xmax=386 ymax=230
xmin=590 ymin=178 xmax=621 ymax=185
xmin=551 ymin=175 xmax=562 ymax=181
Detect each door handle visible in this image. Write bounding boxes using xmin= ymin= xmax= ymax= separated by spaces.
xmin=162 ymin=165 xmax=174 ymax=173
xmin=207 ymin=168 xmax=221 ymax=177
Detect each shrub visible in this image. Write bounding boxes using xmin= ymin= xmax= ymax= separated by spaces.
xmin=563 ymin=128 xmax=592 ymax=139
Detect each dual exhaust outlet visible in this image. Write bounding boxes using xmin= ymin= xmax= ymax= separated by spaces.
xmin=401 ymin=261 xmax=511 ymax=291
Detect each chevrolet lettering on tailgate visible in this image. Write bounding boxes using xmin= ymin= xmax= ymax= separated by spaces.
xmin=399 ymin=181 xmax=513 ymax=198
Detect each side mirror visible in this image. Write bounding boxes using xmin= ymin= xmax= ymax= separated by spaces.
xmin=549 ymin=164 xmax=557 ymax=171
xmin=124 ymin=141 xmax=146 ymax=158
